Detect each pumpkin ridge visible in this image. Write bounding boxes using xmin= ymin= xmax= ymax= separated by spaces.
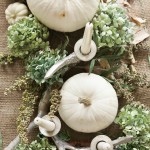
xmin=91 ymin=107 xmax=112 ymax=129
xmin=63 ymin=105 xmax=84 ymax=122
xmin=61 ymin=88 xmax=81 ymax=100
xmin=94 ymin=104 xmax=118 ymax=120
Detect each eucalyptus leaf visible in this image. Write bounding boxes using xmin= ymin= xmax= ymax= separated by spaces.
xmin=100 ymin=65 xmax=120 ymax=77
xmin=89 ymin=59 xmax=96 ymax=74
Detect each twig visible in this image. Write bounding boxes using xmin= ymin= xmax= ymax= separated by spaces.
xmin=129 ymin=65 xmax=137 ymax=73
xmin=128 ymin=52 xmax=136 ymax=64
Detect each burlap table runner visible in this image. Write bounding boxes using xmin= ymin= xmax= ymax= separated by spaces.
xmin=0 ymin=0 xmax=150 ymax=149
xmin=0 ymin=0 xmax=24 ymax=149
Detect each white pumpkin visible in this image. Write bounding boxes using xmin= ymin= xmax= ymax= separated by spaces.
xmin=5 ymin=2 xmax=29 ymax=24
xmin=59 ymin=73 xmax=118 ymax=133
xmin=27 ymin=0 xmax=99 ymax=32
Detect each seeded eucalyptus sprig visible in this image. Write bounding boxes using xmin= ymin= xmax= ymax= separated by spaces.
xmin=7 ymin=15 xmax=49 ymax=58
xmin=16 ymin=79 xmax=44 ymax=144
xmin=48 ymin=89 xmax=61 ymax=118
xmin=4 ymin=75 xmax=42 ymax=143
xmin=17 ymin=89 xmax=38 ymax=144
xmin=92 ymin=2 xmax=133 ymax=51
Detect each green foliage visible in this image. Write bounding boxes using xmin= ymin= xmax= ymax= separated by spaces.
xmin=15 ymin=135 xmax=56 ymax=150
xmin=7 ymin=15 xmax=49 ymax=58
xmin=89 ymin=59 xmax=96 ymax=74
xmin=115 ymin=102 xmax=150 ymax=150
xmin=92 ymin=3 xmax=133 ymax=50
xmin=26 ymin=47 xmax=67 ymax=85
xmin=58 ymin=130 xmax=70 ymax=142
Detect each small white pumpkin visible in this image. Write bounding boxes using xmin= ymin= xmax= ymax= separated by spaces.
xmin=27 ymin=0 xmax=99 ymax=32
xmin=5 ymin=2 xmax=29 ymax=24
xmin=59 ymin=73 xmax=118 ymax=133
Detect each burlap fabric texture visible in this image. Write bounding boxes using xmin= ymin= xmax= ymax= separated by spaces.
xmin=0 ymin=0 xmax=150 ymax=149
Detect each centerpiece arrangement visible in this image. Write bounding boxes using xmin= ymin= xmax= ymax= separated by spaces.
xmin=1 ymin=0 xmax=150 ymax=150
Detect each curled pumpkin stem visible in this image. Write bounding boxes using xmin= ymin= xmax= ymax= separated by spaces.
xmin=78 ymin=98 xmax=91 ymax=106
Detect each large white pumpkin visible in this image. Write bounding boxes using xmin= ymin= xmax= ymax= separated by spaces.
xmin=59 ymin=73 xmax=118 ymax=133
xmin=27 ymin=0 xmax=99 ymax=32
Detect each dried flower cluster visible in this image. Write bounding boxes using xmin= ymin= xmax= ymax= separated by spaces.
xmin=17 ymin=89 xmax=38 ymax=143
xmin=0 ymin=53 xmax=14 ymax=65
xmin=48 ymin=89 xmax=61 ymax=117
xmin=114 ymin=67 xmax=149 ymax=102
xmin=4 ymin=75 xmax=30 ymax=95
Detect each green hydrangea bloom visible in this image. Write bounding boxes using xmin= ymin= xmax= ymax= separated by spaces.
xmin=26 ymin=47 xmax=67 ymax=85
xmin=7 ymin=15 xmax=49 ymax=58
xmin=92 ymin=3 xmax=134 ymax=49
xmin=115 ymin=102 xmax=150 ymax=150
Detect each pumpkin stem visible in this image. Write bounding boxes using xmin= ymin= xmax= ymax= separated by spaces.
xmin=78 ymin=98 xmax=91 ymax=106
